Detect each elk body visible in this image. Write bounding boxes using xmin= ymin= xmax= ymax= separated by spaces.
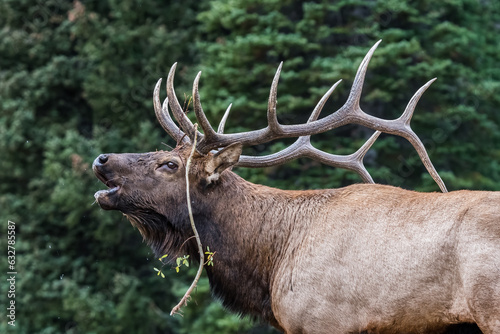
xmin=93 ymin=42 xmax=500 ymax=333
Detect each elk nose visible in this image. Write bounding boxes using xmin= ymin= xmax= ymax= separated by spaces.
xmin=97 ymin=154 xmax=109 ymax=164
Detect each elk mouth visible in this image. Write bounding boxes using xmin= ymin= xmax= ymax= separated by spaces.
xmin=93 ymin=166 xmax=122 ymax=210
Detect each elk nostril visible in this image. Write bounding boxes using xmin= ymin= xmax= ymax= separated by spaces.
xmin=98 ymin=154 xmax=109 ymax=164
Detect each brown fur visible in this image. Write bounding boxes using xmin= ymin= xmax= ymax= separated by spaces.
xmin=93 ymin=144 xmax=499 ymax=334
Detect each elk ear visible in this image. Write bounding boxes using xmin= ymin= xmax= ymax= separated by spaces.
xmin=205 ymin=143 xmax=242 ymax=184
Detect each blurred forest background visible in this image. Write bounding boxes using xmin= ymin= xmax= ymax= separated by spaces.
xmin=1 ymin=0 xmax=500 ymax=333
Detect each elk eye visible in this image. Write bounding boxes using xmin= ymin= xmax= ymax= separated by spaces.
xmin=158 ymin=161 xmax=178 ymax=171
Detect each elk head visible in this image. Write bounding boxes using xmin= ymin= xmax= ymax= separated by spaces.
xmin=93 ymin=142 xmax=243 ymax=256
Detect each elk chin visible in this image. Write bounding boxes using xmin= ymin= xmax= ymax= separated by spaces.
xmin=94 ymin=186 xmax=120 ymax=210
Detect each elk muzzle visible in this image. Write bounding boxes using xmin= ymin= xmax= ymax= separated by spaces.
xmin=93 ymin=154 xmax=122 ymax=210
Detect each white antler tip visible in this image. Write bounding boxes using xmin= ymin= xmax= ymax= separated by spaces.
xmin=194 ymin=72 xmax=202 ymax=86
xmin=169 ymin=62 xmax=178 ymax=73
xmin=154 ymin=78 xmax=163 ymax=91
xmin=370 ymin=39 xmax=382 ymax=52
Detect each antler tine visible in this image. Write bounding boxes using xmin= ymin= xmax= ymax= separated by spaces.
xmin=398 ymin=78 xmax=437 ymax=126
xmin=309 ymin=80 xmax=343 ymax=122
xmin=162 ymin=98 xmax=191 ymax=144
xmin=397 ymin=78 xmax=447 ymax=192
xmin=217 ymin=103 xmax=232 ymax=134
xmin=153 ymin=79 xmax=189 ymax=144
xmin=166 ymin=63 xmax=201 ymax=141
xmin=343 ymin=40 xmax=382 ymax=113
xmin=193 ymin=72 xmax=218 ymax=141
xmin=267 ymin=62 xmax=284 ymax=133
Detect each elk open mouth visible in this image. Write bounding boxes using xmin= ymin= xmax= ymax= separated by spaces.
xmin=93 ymin=166 xmax=121 ymax=210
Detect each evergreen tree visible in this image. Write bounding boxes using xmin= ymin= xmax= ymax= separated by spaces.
xmin=1 ymin=0 xmax=499 ymax=333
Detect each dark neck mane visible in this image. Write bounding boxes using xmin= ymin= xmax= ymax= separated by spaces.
xmin=130 ymin=170 xmax=332 ymax=326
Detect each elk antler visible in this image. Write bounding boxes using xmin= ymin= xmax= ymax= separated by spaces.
xmin=153 ymin=40 xmax=447 ymax=192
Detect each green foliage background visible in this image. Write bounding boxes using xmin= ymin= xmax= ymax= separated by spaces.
xmin=0 ymin=0 xmax=499 ymax=333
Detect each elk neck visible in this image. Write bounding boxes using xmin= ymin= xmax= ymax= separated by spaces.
xmin=175 ymin=169 xmax=338 ymax=325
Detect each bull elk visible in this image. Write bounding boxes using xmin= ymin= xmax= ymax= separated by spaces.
xmin=93 ymin=41 xmax=499 ymax=333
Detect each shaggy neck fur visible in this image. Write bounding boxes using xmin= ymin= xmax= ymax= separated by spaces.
xmin=126 ymin=170 xmax=337 ymax=326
